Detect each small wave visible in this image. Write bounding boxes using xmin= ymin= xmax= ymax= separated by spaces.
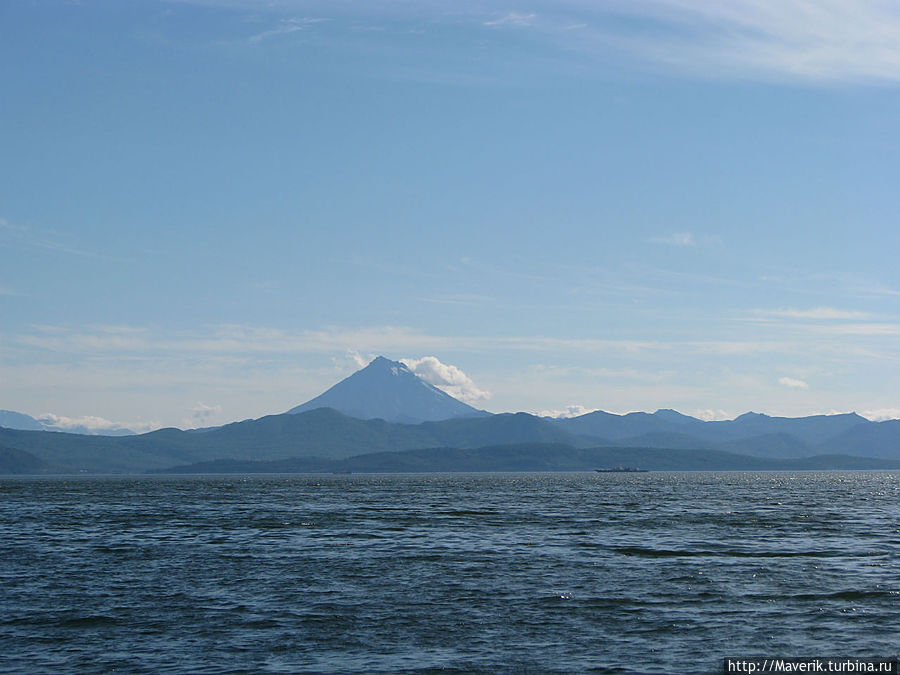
xmin=789 ymin=590 xmax=899 ymax=601
xmin=92 ymin=545 xmax=136 ymax=554
xmin=241 ymin=618 xmax=284 ymax=629
xmin=611 ymin=546 xmax=867 ymax=558
xmin=57 ymin=615 xmax=118 ymax=628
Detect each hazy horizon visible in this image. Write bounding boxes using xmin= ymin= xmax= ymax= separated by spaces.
xmin=0 ymin=353 xmax=893 ymax=435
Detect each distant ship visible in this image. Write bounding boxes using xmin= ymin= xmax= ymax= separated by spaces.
xmin=595 ymin=466 xmax=648 ymax=473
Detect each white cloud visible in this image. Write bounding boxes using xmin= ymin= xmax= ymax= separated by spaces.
xmin=331 ymin=349 xmax=372 ymax=372
xmin=37 ymin=413 xmax=147 ymax=433
xmin=536 ymin=404 xmax=601 ymax=418
xmin=778 ymin=376 xmax=809 ymax=389
xmin=347 ymin=350 xmax=370 ymax=369
xmin=860 ymin=408 xmax=900 ymax=421
xmin=692 ymin=408 xmax=733 ymax=421
xmin=400 ymin=356 xmax=491 ymax=403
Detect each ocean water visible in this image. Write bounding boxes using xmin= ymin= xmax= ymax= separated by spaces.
xmin=2 ymin=472 xmax=899 ymax=674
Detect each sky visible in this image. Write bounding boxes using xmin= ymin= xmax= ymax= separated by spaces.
xmin=3 ymin=0 xmax=900 ymax=431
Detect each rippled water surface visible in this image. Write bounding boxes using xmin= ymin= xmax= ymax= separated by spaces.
xmin=2 ymin=472 xmax=899 ymax=673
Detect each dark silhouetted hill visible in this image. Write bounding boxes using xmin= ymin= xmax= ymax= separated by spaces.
xmin=0 ymin=445 xmax=54 ymax=474
xmin=3 ymin=401 xmax=898 ymax=474
xmin=816 ymin=419 xmax=900 ymax=458
xmin=0 ymin=408 xmax=587 ymax=473
xmin=154 ymin=443 xmax=900 ymax=474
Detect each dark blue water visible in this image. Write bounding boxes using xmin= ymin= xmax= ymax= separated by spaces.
xmin=2 ymin=472 xmax=898 ymax=673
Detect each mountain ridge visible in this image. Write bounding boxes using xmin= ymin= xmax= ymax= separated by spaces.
xmin=0 ymin=407 xmax=591 ymax=473
xmin=3 ymin=404 xmax=900 ymax=474
xmin=3 ymin=355 xmax=900 ymax=473
xmin=551 ymin=408 xmax=870 ymax=446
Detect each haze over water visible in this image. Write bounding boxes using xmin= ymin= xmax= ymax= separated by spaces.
xmin=3 ymin=471 xmax=898 ymax=673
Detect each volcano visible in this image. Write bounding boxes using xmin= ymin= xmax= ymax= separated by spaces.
xmin=286 ymin=356 xmax=489 ymax=423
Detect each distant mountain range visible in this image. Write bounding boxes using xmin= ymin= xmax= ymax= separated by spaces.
xmin=0 ymin=410 xmax=134 ymax=436
xmin=0 ymin=408 xmax=590 ymax=473
xmin=1 ymin=356 xmax=899 ymax=474
xmin=548 ymin=409 xmax=873 ymax=457
xmin=2 ymin=404 xmax=900 ymax=474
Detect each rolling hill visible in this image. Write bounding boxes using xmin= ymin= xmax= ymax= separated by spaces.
xmin=0 ymin=408 xmax=589 ymax=473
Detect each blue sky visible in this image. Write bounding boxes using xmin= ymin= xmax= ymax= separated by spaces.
xmin=3 ymin=0 xmax=900 ymax=431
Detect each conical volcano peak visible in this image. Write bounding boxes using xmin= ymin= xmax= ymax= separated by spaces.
xmin=366 ymin=356 xmax=412 ymax=376
xmin=286 ymin=355 xmax=488 ymax=423
xmin=369 ymin=355 xmax=397 ymax=367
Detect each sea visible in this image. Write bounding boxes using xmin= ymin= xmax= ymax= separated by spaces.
xmin=2 ymin=471 xmax=898 ymax=674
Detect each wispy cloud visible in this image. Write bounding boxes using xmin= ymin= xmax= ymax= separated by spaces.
xmin=759 ymin=273 xmax=900 ymax=301
xmin=248 ymin=17 xmax=325 ymax=44
xmin=342 ymin=349 xmax=372 ymax=369
xmin=528 ymin=363 xmax=674 ymax=382
xmin=856 ymin=283 xmax=900 ymax=298
xmin=6 ymin=323 xmax=872 ymax=361
xmin=814 ymin=323 xmax=900 ymax=336
xmin=6 ymin=319 xmax=900 ymax=426
xmin=559 ymin=0 xmax=900 ymax=83
xmin=646 ymin=232 xmax=723 ymax=247
xmin=483 ymin=12 xmax=536 ymax=27
xmin=750 ymin=307 xmax=873 ymax=320
xmin=0 ymin=216 xmax=104 ymax=259
xmin=648 ymin=232 xmax=697 ymax=247
xmin=171 ymin=0 xmax=900 ymax=83
xmin=422 ymin=294 xmax=495 ymax=306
